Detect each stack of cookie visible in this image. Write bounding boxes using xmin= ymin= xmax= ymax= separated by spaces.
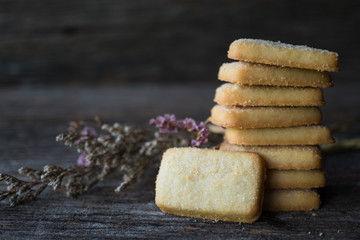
xmin=210 ymin=39 xmax=339 ymax=211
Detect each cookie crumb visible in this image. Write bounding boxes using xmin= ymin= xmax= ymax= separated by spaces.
xmin=319 ymin=232 xmax=323 ymax=237
xmin=308 ymin=232 xmax=311 ymax=235
xmin=312 ymin=212 xmax=318 ymax=216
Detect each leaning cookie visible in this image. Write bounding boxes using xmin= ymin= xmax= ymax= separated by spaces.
xmin=263 ymin=189 xmax=321 ymax=212
xmin=155 ymin=148 xmax=266 ymax=223
xmin=214 ymin=83 xmax=324 ymax=107
xmin=218 ymin=62 xmax=332 ymax=87
xmin=228 ymin=39 xmax=339 ymax=72
xmin=220 ymin=141 xmax=322 ymax=170
xmin=224 ymin=126 xmax=334 ymax=146
xmin=266 ymin=170 xmax=326 ymax=189
xmin=210 ymin=105 xmax=321 ymax=129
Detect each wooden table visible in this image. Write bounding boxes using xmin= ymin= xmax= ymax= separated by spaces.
xmin=1 ymin=83 xmax=359 ymax=239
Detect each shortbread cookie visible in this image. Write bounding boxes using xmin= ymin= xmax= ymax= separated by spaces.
xmin=263 ymin=189 xmax=321 ymax=211
xmin=266 ymin=170 xmax=326 ymax=189
xmin=155 ymin=148 xmax=266 ymax=223
xmin=228 ymin=39 xmax=339 ymax=72
xmin=218 ymin=62 xmax=332 ymax=87
xmin=210 ymin=105 xmax=321 ymax=128
xmin=224 ymin=126 xmax=334 ymax=145
xmin=214 ymin=83 xmax=324 ymax=106
xmin=220 ymin=141 xmax=322 ymax=170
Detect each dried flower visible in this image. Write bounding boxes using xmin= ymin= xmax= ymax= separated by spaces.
xmin=182 ymin=118 xmax=197 ymax=131
xmin=0 ymin=115 xmax=212 ymax=206
xmin=149 ymin=114 xmax=178 ymax=133
xmin=149 ymin=114 xmax=209 ymax=147
xmin=77 ymin=151 xmax=91 ymax=167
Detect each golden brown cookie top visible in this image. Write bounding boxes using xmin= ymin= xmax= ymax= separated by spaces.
xmin=228 ymin=38 xmax=339 ymax=72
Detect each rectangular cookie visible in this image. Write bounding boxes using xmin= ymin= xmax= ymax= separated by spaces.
xmin=214 ymin=83 xmax=324 ymax=107
xmin=210 ymin=105 xmax=321 ymax=128
xmin=224 ymin=126 xmax=334 ymax=145
xmin=155 ymin=148 xmax=266 ymax=223
xmin=263 ymin=189 xmax=321 ymax=211
xmin=228 ymin=39 xmax=339 ymax=72
xmin=266 ymin=170 xmax=326 ymax=189
xmin=218 ymin=61 xmax=332 ymax=87
xmin=220 ymin=141 xmax=322 ymax=170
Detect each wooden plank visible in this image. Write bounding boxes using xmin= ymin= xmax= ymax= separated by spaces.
xmin=1 ymin=85 xmax=359 ymax=239
xmin=0 ymin=0 xmax=359 ymax=85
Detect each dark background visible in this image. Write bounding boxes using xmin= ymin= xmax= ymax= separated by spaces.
xmin=1 ymin=0 xmax=359 ymax=87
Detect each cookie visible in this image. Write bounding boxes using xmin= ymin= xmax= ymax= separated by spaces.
xmin=214 ymin=83 xmax=324 ymax=107
xmin=266 ymin=170 xmax=326 ymax=189
xmin=263 ymin=189 xmax=321 ymax=211
xmin=155 ymin=148 xmax=266 ymax=223
xmin=220 ymin=141 xmax=322 ymax=170
xmin=210 ymin=105 xmax=321 ymax=128
xmin=224 ymin=126 xmax=334 ymax=145
xmin=228 ymin=39 xmax=339 ymax=72
xmin=218 ymin=62 xmax=332 ymax=88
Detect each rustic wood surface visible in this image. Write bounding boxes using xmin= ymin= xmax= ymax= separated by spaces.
xmin=1 ymin=0 xmax=359 ymax=86
xmin=1 ymin=82 xmax=359 ymax=239
xmin=1 ymin=1 xmax=359 ymax=238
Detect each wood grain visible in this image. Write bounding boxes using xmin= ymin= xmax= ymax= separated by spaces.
xmin=1 ymin=85 xmax=359 ymax=239
xmin=0 ymin=0 xmax=359 ymax=86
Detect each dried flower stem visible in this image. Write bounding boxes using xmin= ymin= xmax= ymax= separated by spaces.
xmin=320 ymin=138 xmax=360 ymax=152
xmin=1 ymin=115 xmax=210 ymax=206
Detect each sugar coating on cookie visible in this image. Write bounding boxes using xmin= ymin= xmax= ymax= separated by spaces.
xmin=266 ymin=170 xmax=326 ymax=189
xmin=228 ymin=39 xmax=339 ymax=72
xmin=210 ymin=105 xmax=322 ymax=128
xmin=155 ymin=148 xmax=266 ymax=223
xmin=263 ymin=189 xmax=321 ymax=211
xmin=218 ymin=62 xmax=332 ymax=87
xmin=214 ymin=83 xmax=324 ymax=107
xmin=220 ymin=141 xmax=322 ymax=170
xmin=224 ymin=126 xmax=334 ymax=145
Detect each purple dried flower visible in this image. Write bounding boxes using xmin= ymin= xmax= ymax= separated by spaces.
xmin=150 ymin=114 xmax=209 ymax=148
xmin=149 ymin=114 xmax=178 ymax=133
xmin=149 ymin=118 xmax=156 ymax=126
xmin=80 ymin=126 xmax=98 ymax=137
xmin=197 ymin=121 xmax=206 ymax=130
xmin=176 ymin=120 xmax=184 ymax=128
xmin=191 ymin=139 xmax=201 ymax=148
xmin=182 ymin=118 xmax=197 ymax=131
xmin=198 ymin=128 xmax=209 ymax=144
xmin=77 ymin=151 xmax=91 ymax=167
xmin=164 ymin=113 xmax=176 ymax=122
xmin=151 ymin=116 xmax=165 ymax=128
xmin=74 ymin=126 xmax=99 ymax=145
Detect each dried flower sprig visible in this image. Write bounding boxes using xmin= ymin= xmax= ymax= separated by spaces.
xmin=0 ymin=115 xmax=211 ymax=206
xmin=149 ymin=114 xmax=209 ymax=147
xmin=0 ymin=165 xmax=98 ymax=206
